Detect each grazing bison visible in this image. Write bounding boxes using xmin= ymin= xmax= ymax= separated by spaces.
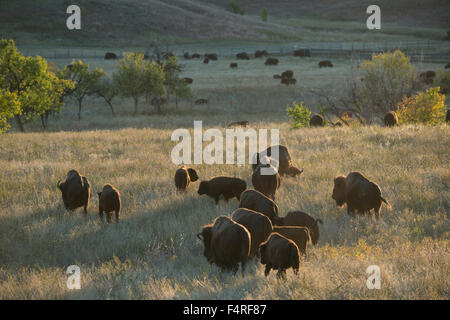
xmin=252 ymin=145 xmax=303 ymax=177
xmin=174 ymin=166 xmax=199 ymax=191
xmin=204 ymin=53 xmax=218 ymax=60
xmin=195 ymin=98 xmax=208 ymax=105
xmin=239 ymin=189 xmax=282 ymax=225
xmin=309 ymin=114 xmax=324 ymax=127
xmin=272 ymin=226 xmax=311 ymax=256
xmin=273 ymin=74 xmax=282 ymax=79
xmin=98 ymin=184 xmax=121 ymax=223
xmin=203 ymin=57 xmax=209 ymax=64
xmin=198 ymin=176 xmax=246 ymax=204
xmin=183 ymin=52 xmax=191 ymax=59
xmin=198 ymin=215 xmax=251 ymax=273
xmin=57 ymin=169 xmax=92 ymax=214
xmin=293 ymin=49 xmax=311 ymax=57
xmin=281 ymin=70 xmax=294 ymax=79
xmin=192 ymin=53 xmax=201 ymax=59
xmin=280 ymin=211 xmax=322 ymax=245
xmin=104 ymin=52 xmax=117 ymax=60
xmin=265 ymin=58 xmax=279 ymax=65
xmin=183 ymin=77 xmax=193 ymax=84
xmin=252 ymin=162 xmax=281 ymax=200
xmin=332 ymin=172 xmax=391 ymax=219
xmin=231 ymin=208 xmax=273 ymax=257
xmin=259 ymin=233 xmax=300 ymax=278
xmin=384 ymin=111 xmax=399 ymax=127
xmin=230 ymin=63 xmax=238 ymax=69
xmin=227 ymin=120 xmax=249 ymax=128
xmin=319 ymin=60 xmax=333 ymax=68
xmin=236 ymin=52 xmax=250 ymax=60
xmin=255 ymin=50 xmax=269 ymax=58
xmin=281 ymin=78 xmax=296 ymax=85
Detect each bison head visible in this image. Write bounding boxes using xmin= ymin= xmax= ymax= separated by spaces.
xmin=187 ymin=168 xmax=199 ymax=182
xmin=286 ymin=166 xmax=303 ymax=177
xmin=332 ymin=175 xmax=347 ymax=207
xmin=197 ymin=181 xmax=209 ymax=195
xmin=197 ymin=226 xmax=213 ymax=263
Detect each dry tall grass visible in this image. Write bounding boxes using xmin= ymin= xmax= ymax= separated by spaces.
xmin=0 ymin=123 xmax=448 ymax=299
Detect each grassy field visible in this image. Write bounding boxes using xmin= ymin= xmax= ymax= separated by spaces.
xmin=0 ymin=122 xmax=449 ymax=299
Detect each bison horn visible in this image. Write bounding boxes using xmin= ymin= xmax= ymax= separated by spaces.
xmin=196 ymin=233 xmax=203 ymax=240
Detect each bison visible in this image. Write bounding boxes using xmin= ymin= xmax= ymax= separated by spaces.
xmin=239 ymin=189 xmax=282 ymax=225
xmin=183 ymin=52 xmax=191 ymax=59
xmin=319 ymin=60 xmax=333 ymax=68
xmin=281 ymin=70 xmax=294 ymax=79
xmin=419 ymin=71 xmax=436 ymax=84
xmin=272 ymin=226 xmax=311 ymax=256
xmin=192 ymin=53 xmax=201 ymax=59
xmin=227 ymin=120 xmax=249 ymax=128
xmin=265 ymin=58 xmax=279 ymax=65
xmin=195 ymin=98 xmax=208 ymax=105
xmin=384 ymin=111 xmax=399 ymax=127
xmin=203 ymin=57 xmax=209 ymax=64
xmin=174 ymin=166 xmax=199 ymax=191
xmin=293 ymin=49 xmax=311 ymax=57
xmin=198 ymin=176 xmax=246 ymax=204
xmin=279 ymin=211 xmax=322 ymax=245
xmin=332 ymin=172 xmax=391 ymax=219
xmin=98 ymin=184 xmax=121 ymax=223
xmin=252 ymin=145 xmax=303 ymax=177
xmin=197 ymin=215 xmax=251 ymax=273
xmin=104 ymin=52 xmax=117 ymax=60
xmin=230 ymin=63 xmax=238 ymax=69
xmin=259 ymin=232 xmax=300 ymax=278
xmin=446 ymin=109 xmax=450 ymax=122
xmin=57 ymin=169 xmax=92 ymax=215
xmin=204 ymin=53 xmax=218 ymax=61
xmin=252 ymin=162 xmax=281 ymax=200
xmin=236 ymin=52 xmax=250 ymax=60
xmin=309 ymin=114 xmax=324 ymax=127
xmin=255 ymin=50 xmax=269 ymax=58
xmin=273 ymin=74 xmax=282 ymax=79
xmin=231 ymin=208 xmax=273 ymax=257
xmin=183 ymin=77 xmax=193 ymax=84
xmin=445 ymin=63 xmax=450 ymax=69
xmin=281 ymin=78 xmax=296 ymax=85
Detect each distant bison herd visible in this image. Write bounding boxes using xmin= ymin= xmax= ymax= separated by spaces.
xmin=58 ymin=143 xmax=391 ymax=278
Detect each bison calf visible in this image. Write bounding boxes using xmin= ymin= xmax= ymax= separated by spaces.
xmin=57 ymin=169 xmax=92 ymax=215
xmin=198 ymin=176 xmax=246 ymax=204
xmin=198 ymin=215 xmax=251 ymax=273
xmin=98 ymin=184 xmax=121 ymax=223
xmin=332 ymin=171 xmax=391 ymax=219
xmin=280 ymin=211 xmax=323 ymax=245
xmin=259 ymin=233 xmax=300 ymax=278
xmin=174 ymin=166 xmax=199 ymax=191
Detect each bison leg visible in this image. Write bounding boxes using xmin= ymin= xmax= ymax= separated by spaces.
xmin=264 ymin=265 xmax=271 ymax=277
xmin=98 ymin=208 xmax=104 ymax=222
xmin=106 ymin=212 xmax=112 ymax=223
xmin=214 ymin=196 xmax=220 ymax=205
xmin=277 ymin=269 xmax=286 ymax=279
xmin=293 ymin=267 xmax=299 ymax=275
xmin=115 ymin=209 xmax=120 ymax=223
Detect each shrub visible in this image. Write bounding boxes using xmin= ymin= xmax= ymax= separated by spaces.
xmin=396 ymin=87 xmax=446 ymax=125
xmin=261 ymin=8 xmax=268 ymax=22
xmin=286 ymin=101 xmax=311 ymax=128
xmin=230 ymin=1 xmax=245 ymax=15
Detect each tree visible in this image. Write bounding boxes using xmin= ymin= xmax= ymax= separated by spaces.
xmin=60 ymin=60 xmax=105 ymax=120
xmin=0 ymin=39 xmax=74 ymax=132
xmin=261 ymin=7 xmax=268 ymax=22
xmin=145 ymin=60 xmax=166 ymax=114
xmin=163 ymin=56 xmax=193 ymax=110
xmin=94 ymin=76 xmax=119 ymax=116
xmin=0 ymin=90 xmax=20 ymax=133
xmin=230 ymin=1 xmax=245 ymax=15
xmin=113 ymin=52 xmax=148 ymax=115
xmin=396 ymin=87 xmax=446 ymax=124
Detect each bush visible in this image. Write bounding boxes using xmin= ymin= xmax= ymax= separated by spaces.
xmin=230 ymin=1 xmax=245 ymax=15
xmin=396 ymin=87 xmax=446 ymax=125
xmin=261 ymin=7 xmax=268 ymax=22
xmin=286 ymin=101 xmax=311 ymax=128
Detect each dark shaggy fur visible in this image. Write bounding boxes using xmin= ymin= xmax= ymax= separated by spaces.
xmin=204 ymin=53 xmax=218 ymax=61
xmin=273 ymin=74 xmax=282 ymax=79
xmin=230 ymin=63 xmax=238 ymax=69
xmin=104 ymin=52 xmax=117 ymax=60
xmin=255 ymin=50 xmax=269 ymax=58
xmin=197 ymin=215 xmax=251 ymax=273
xmin=183 ymin=52 xmax=191 ymax=59
xmin=309 ymin=114 xmax=324 ymax=127
xmin=98 ymin=184 xmax=121 ymax=223
xmin=252 ymin=145 xmax=303 ymax=177
xmin=203 ymin=57 xmax=209 ymax=64
xmin=183 ymin=77 xmax=193 ymax=84
xmin=384 ymin=111 xmax=399 ymax=127
xmin=252 ymin=163 xmax=281 ymax=200
xmin=232 ymin=208 xmax=273 ymax=258
xmin=174 ymin=166 xmax=199 ymax=191
xmin=198 ymin=176 xmax=246 ymax=204
xmin=280 ymin=211 xmax=323 ymax=245
xmin=281 ymin=70 xmax=294 ymax=79
xmin=192 ymin=53 xmax=201 ymax=59
xmin=272 ymin=226 xmax=311 ymax=256
xmin=318 ymin=60 xmax=333 ymax=68
xmin=265 ymin=58 xmax=279 ymax=65
xmin=57 ymin=169 xmax=92 ymax=214
xmin=281 ymin=78 xmax=297 ymax=85
xmin=259 ymin=233 xmax=300 ymax=278
xmin=332 ymin=172 xmax=391 ymax=219
xmin=236 ymin=52 xmax=250 ymax=60
xmin=293 ymin=49 xmax=311 ymax=57
xmin=239 ymin=189 xmax=282 ymax=226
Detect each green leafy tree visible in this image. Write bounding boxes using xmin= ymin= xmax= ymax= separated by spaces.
xmin=60 ymin=60 xmax=105 ymax=120
xmin=145 ymin=60 xmax=166 ymax=114
xmin=396 ymin=87 xmax=446 ymax=124
xmin=163 ymin=56 xmax=193 ymax=110
xmin=113 ymin=52 xmax=148 ymax=115
xmin=261 ymin=7 xmax=268 ymax=22
xmin=94 ymin=76 xmax=119 ymax=116
xmin=286 ymin=101 xmax=311 ymax=128
xmin=0 ymin=39 xmax=74 ymax=132
xmin=0 ymin=90 xmax=20 ymax=133
xmin=230 ymin=1 xmax=245 ymax=15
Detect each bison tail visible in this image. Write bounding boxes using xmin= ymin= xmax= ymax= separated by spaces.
xmin=380 ymin=196 xmax=392 ymax=210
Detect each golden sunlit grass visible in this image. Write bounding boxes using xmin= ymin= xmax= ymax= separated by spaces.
xmin=0 ymin=123 xmax=448 ymax=299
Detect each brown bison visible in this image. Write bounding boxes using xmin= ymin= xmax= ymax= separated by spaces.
xmin=280 ymin=211 xmax=323 ymax=245
xmin=259 ymin=232 xmax=300 ymax=278
xmin=446 ymin=109 xmax=450 ymax=122
xmin=272 ymin=226 xmax=311 ymax=256
xmin=252 ymin=145 xmax=303 ymax=177
xmin=332 ymin=172 xmax=391 ymax=219
xmin=192 ymin=53 xmax=201 ymax=59
xmin=445 ymin=63 xmax=450 ymax=69
xmin=384 ymin=111 xmax=399 ymax=127
xmin=198 ymin=215 xmax=251 ymax=273
xmin=230 ymin=63 xmax=238 ymax=69
xmin=319 ymin=60 xmax=333 ymax=68
xmin=281 ymin=70 xmax=294 ymax=79
xmin=293 ymin=49 xmax=311 ymax=57
xmin=281 ymin=78 xmax=297 ymax=85
xmin=273 ymin=74 xmax=282 ymax=79
xmin=204 ymin=53 xmax=218 ymax=60
xmin=239 ymin=189 xmax=282 ymax=225
xmin=236 ymin=52 xmax=250 ymax=60
xmin=227 ymin=120 xmax=249 ymax=128
xmin=183 ymin=52 xmax=191 ymax=59
xmin=98 ymin=184 xmax=121 ymax=223
xmin=255 ymin=50 xmax=269 ymax=58
xmin=195 ymin=98 xmax=208 ymax=105
xmin=57 ymin=169 xmax=92 ymax=214
xmin=265 ymin=58 xmax=279 ymax=65
xmin=198 ymin=176 xmax=246 ymax=204
xmin=231 ymin=208 xmax=273 ymax=257
xmin=183 ymin=77 xmax=193 ymax=84
xmin=252 ymin=162 xmax=281 ymax=200
xmin=104 ymin=52 xmax=117 ymax=60
xmin=174 ymin=166 xmax=199 ymax=191
xmin=203 ymin=57 xmax=209 ymax=64
xmin=309 ymin=114 xmax=324 ymax=127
